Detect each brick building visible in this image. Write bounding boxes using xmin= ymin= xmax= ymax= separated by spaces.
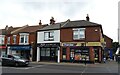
xmin=37 ymin=16 xmax=106 ymax=63
xmin=104 ymin=35 xmax=113 ymax=60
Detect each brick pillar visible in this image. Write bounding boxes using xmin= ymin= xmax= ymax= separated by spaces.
xmin=60 ymin=47 xmax=62 ymax=60
xmin=66 ymin=47 xmax=70 ymax=61
xmin=89 ymin=47 xmax=94 ymax=62
xmin=99 ymin=48 xmax=102 ymax=62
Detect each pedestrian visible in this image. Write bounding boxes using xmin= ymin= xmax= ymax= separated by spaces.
xmin=104 ymin=57 xmax=106 ymax=63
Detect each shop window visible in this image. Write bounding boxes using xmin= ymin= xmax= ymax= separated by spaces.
xmin=94 ymin=48 xmax=99 ymax=61
xmin=44 ymin=31 xmax=54 ymax=41
xmin=70 ymin=48 xmax=89 ymax=61
xmin=41 ymin=48 xmax=45 ymax=56
xmin=73 ymin=28 xmax=85 ymax=40
xmin=46 ymin=48 xmax=50 ymax=56
xmin=62 ymin=48 xmax=66 ymax=60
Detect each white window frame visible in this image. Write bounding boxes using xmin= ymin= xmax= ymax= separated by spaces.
xmin=73 ymin=28 xmax=85 ymax=40
xmin=44 ymin=31 xmax=54 ymax=41
xmin=13 ymin=35 xmax=16 ymax=44
xmin=7 ymin=37 xmax=10 ymax=44
xmin=0 ymin=35 xmax=5 ymax=44
xmin=19 ymin=33 xmax=29 ymax=45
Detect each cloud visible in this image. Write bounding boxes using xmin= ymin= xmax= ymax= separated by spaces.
xmin=0 ymin=0 xmax=119 ymax=41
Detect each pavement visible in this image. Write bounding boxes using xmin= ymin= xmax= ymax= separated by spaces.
xmin=30 ymin=60 xmax=118 ymax=67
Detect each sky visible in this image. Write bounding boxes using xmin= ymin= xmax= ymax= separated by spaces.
xmin=0 ymin=0 xmax=119 ymax=42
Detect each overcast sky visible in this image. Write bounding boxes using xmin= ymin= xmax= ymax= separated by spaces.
xmin=0 ymin=0 xmax=119 ymax=42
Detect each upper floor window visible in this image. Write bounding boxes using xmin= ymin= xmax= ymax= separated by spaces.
xmin=44 ymin=31 xmax=54 ymax=41
xmin=7 ymin=37 xmax=10 ymax=44
xmin=19 ymin=33 xmax=29 ymax=44
xmin=0 ymin=35 xmax=5 ymax=44
xmin=73 ymin=28 xmax=85 ymax=40
xmin=13 ymin=35 xmax=16 ymax=44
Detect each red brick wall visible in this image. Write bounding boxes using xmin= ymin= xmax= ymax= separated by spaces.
xmin=89 ymin=47 xmax=94 ymax=62
xmin=61 ymin=26 xmax=101 ymax=42
xmin=66 ymin=47 xmax=70 ymax=60
xmin=29 ymin=33 xmax=36 ymax=44
xmin=104 ymin=35 xmax=113 ymax=48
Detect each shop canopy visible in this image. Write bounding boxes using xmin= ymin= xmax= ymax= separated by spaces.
xmin=10 ymin=46 xmax=31 ymax=50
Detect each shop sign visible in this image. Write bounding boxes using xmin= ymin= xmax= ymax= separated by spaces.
xmin=63 ymin=43 xmax=77 ymax=46
xmin=39 ymin=43 xmax=60 ymax=47
xmin=0 ymin=46 xmax=6 ymax=49
xmin=10 ymin=46 xmax=31 ymax=50
xmin=87 ymin=42 xmax=101 ymax=46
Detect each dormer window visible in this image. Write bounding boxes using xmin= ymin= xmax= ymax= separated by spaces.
xmin=19 ymin=33 xmax=29 ymax=44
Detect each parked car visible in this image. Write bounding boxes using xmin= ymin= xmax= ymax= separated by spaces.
xmin=0 ymin=54 xmax=29 ymax=66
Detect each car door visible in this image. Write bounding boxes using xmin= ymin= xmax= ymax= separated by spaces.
xmin=7 ymin=55 xmax=15 ymax=65
xmin=2 ymin=55 xmax=8 ymax=65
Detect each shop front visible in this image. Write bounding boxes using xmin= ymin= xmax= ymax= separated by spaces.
xmin=37 ymin=43 xmax=60 ymax=62
xmin=61 ymin=42 xmax=103 ymax=63
xmin=8 ymin=45 xmax=31 ymax=60
xmin=0 ymin=45 xmax=6 ymax=56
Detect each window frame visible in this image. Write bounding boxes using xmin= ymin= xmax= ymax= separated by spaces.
xmin=0 ymin=35 xmax=5 ymax=44
xmin=73 ymin=28 xmax=85 ymax=40
xmin=19 ymin=33 xmax=29 ymax=44
xmin=13 ymin=35 xmax=16 ymax=44
xmin=44 ymin=31 xmax=54 ymax=41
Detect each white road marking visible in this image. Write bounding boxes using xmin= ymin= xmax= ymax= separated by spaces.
xmin=1 ymin=65 xmax=44 ymax=70
xmin=81 ymin=65 xmax=87 ymax=75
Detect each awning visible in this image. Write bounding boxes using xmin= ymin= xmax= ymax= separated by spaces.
xmin=0 ymin=46 xmax=6 ymax=49
xmin=10 ymin=46 xmax=31 ymax=50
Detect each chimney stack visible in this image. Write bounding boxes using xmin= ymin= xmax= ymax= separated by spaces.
xmin=39 ymin=20 xmax=42 ymax=25
xmin=50 ymin=17 xmax=55 ymax=25
xmin=86 ymin=14 xmax=90 ymax=21
xmin=5 ymin=25 xmax=8 ymax=30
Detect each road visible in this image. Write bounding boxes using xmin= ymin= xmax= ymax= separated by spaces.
xmin=0 ymin=61 xmax=119 ymax=75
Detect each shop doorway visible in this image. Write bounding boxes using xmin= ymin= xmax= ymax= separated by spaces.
xmin=40 ymin=47 xmax=57 ymax=62
xmin=94 ymin=48 xmax=99 ymax=62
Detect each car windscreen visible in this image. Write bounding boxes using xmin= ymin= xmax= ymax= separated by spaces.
xmin=13 ymin=55 xmax=24 ymax=59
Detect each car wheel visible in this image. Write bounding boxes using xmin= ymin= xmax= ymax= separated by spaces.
xmin=15 ymin=63 xmax=19 ymax=67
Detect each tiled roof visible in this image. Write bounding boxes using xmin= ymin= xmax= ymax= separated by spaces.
xmin=62 ymin=20 xmax=101 ymax=28
xmin=38 ymin=23 xmax=62 ymax=31
xmin=11 ymin=25 xmax=48 ymax=34
xmin=38 ymin=20 xmax=101 ymax=31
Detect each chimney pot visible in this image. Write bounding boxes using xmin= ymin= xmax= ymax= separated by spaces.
xmin=39 ymin=20 xmax=42 ymax=25
xmin=86 ymin=14 xmax=90 ymax=21
xmin=50 ymin=17 xmax=55 ymax=25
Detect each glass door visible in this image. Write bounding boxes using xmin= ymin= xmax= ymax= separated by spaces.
xmin=50 ymin=48 xmax=56 ymax=61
